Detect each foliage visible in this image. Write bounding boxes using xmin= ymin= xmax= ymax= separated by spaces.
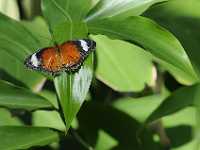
xmin=0 ymin=0 xmax=199 ymax=149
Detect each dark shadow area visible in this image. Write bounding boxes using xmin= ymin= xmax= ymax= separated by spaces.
xmin=59 ymin=135 xmax=87 ymax=150
xmin=78 ymin=101 xmax=160 ymax=150
xmin=164 ymin=72 xmax=182 ymax=92
xmin=166 ymin=125 xmax=193 ymax=148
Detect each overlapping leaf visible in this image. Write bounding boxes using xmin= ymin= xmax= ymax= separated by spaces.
xmin=0 ymin=80 xmax=53 ymax=110
xmin=86 ymin=0 xmax=167 ymax=21
xmin=0 ymin=13 xmax=46 ymax=89
xmin=0 ymin=126 xmax=59 ymax=150
xmin=0 ymin=108 xmax=23 ymax=126
xmin=91 ymin=35 xmax=153 ymax=92
xmin=144 ymin=0 xmax=200 ymax=82
xmin=33 ymin=110 xmax=66 ymax=131
xmin=88 ymin=16 xmax=198 ymax=85
xmin=146 ymin=84 xmax=200 ymax=123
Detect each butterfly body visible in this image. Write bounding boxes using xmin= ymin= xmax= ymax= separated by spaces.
xmin=25 ymin=39 xmax=96 ymax=75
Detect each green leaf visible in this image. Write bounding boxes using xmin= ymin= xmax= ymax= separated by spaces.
xmin=42 ymin=0 xmax=89 ymax=42
xmin=163 ymin=107 xmax=196 ymax=127
xmin=0 ymin=108 xmax=23 ymax=126
xmin=113 ymin=93 xmax=168 ymax=123
xmin=88 ymin=16 xmax=198 ymax=85
xmin=0 ymin=13 xmax=45 ymax=89
xmin=86 ymin=0 xmax=167 ymax=21
xmin=0 ymin=126 xmax=59 ymax=150
xmin=146 ymin=84 xmax=200 ymax=123
xmin=54 ymin=56 xmax=93 ymax=130
xmin=33 ymin=110 xmax=66 ymax=132
xmin=92 ymin=34 xmax=153 ymax=92
xmin=0 ymin=80 xmax=53 ymax=110
xmin=95 ymin=130 xmax=118 ymax=150
xmin=22 ymin=17 xmax=52 ymax=48
xmin=144 ymin=0 xmax=200 ymax=84
xmin=42 ymin=0 xmax=94 ymax=132
xmin=39 ymin=90 xmax=59 ymax=109
xmin=42 ymin=0 xmax=91 ymax=22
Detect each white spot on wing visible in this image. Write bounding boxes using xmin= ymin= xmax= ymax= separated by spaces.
xmin=31 ymin=53 xmax=40 ymax=67
xmin=79 ymin=40 xmax=89 ymax=52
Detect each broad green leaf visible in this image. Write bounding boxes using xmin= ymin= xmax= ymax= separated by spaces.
xmin=39 ymin=90 xmax=59 ymax=109
xmin=146 ymin=84 xmax=200 ymax=123
xmin=22 ymin=17 xmax=52 ymax=48
xmin=145 ymin=0 xmax=200 ymax=18
xmin=88 ymin=16 xmax=198 ymax=85
xmin=54 ymin=56 xmax=93 ymax=130
xmin=33 ymin=110 xmax=66 ymax=132
xmin=0 ymin=80 xmax=53 ymax=110
xmin=42 ymin=0 xmax=91 ymax=22
xmin=144 ymin=0 xmax=200 ymax=83
xmin=42 ymin=0 xmax=89 ymax=42
xmin=0 ymin=126 xmax=59 ymax=150
xmin=92 ymin=34 xmax=153 ymax=92
xmin=0 ymin=13 xmax=45 ymax=88
xmin=113 ymin=94 xmax=168 ymax=123
xmin=0 ymin=108 xmax=22 ymax=126
xmin=60 ymin=0 xmax=92 ymax=21
xmin=42 ymin=0 xmax=94 ymax=131
xmin=86 ymin=0 xmax=167 ymax=21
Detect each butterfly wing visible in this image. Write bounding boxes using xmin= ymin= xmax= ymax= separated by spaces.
xmin=25 ymin=47 xmax=62 ymax=74
xmin=59 ymin=41 xmax=82 ymax=71
xmin=25 ymin=39 xmax=96 ymax=74
xmin=60 ymin=39 xmax=96 ymax=71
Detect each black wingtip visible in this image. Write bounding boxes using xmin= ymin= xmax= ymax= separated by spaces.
xmin=84 ymin=39 xmax=96 ymax=50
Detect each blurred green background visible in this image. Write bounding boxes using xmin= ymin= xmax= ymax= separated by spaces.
xmin=0 ymin=0 xmax=200 ymax=150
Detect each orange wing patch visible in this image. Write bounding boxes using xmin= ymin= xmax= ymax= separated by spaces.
xmin=40 ymin=47 xmax=61 ymax=72
xmin=59 ymin=42 xmax=81 ymax=67
xmin=24 ymin=39 xmax=96 ymax=75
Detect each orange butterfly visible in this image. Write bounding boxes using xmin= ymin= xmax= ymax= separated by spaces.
xmin=24 ymin=39 xmax=96 ymax=75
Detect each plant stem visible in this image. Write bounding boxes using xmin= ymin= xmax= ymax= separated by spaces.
xmin=149 ymin=64 xmax=171 ymax=149
xmin=70 ymin=129 xmax=94 ymax=150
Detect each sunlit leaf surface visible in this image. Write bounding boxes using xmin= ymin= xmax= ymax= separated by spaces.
xmin=88 ymin=16 xmax=198 ymax=85
xmin=86 ymin=0 xmax=167 ymax=21
xmin=92 ymin=35 xmax=153 ymax=92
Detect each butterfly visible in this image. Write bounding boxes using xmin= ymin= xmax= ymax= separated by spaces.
xmin=24 ymin=39 xmax=96 ymax=75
